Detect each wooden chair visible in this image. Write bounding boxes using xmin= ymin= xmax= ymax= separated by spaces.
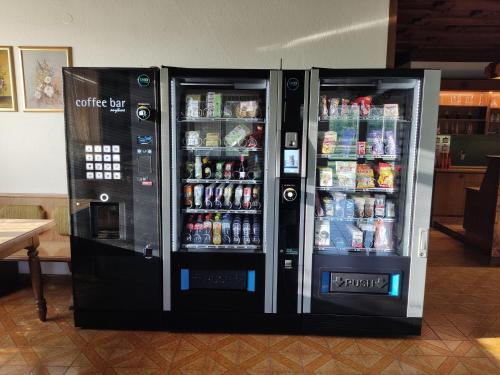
xmin=463 ymin=155 xmax=500 ymax=257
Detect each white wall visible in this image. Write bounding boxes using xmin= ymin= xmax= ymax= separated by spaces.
xmin=0 ymin=0 xmax=390 ymax=194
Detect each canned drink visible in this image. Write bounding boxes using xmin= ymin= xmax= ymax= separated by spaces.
xmin=251 ymin=186 xmax=261 ymax=208
xmin=194 ymin=184 xmax=204 ymax=208
xmin=223 ymin=162 xmax=233 ymax=180
xmin=385 ymin=200 xmax=395 ymax=218
xmin=214 ymin=184 xmax=224 ymax=208
xmin=204 ymin=184 xmax=215 ymax=208
xmin=234 ymin=185 xmax=243 ymax=208
xmin=183 ymin=184 xmax=193 ymax=208
xmin=223 ymin=184 xmax=234 ymax=208
xmin=242 ymin=186 xmax=252 ymax=209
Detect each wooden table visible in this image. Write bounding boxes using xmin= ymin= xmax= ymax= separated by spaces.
xmin=0 ymin=219 xmax=55 ymax=321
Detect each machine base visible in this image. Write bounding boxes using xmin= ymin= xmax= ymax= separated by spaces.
xmin=163 ymin=312 xmax=422 ymax=336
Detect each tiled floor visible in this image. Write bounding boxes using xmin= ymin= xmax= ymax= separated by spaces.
xmin=0 ymin=230 xmax=499 ymax=374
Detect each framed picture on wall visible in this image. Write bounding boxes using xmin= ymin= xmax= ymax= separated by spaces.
xmin=0 ymin=46 xmax=18 ymax=112
xmin=19 ymin=46 xmax=72 ymax=112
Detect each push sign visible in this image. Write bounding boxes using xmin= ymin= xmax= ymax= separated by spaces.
xmin=137 ymin=74 xmax=150 ymax=87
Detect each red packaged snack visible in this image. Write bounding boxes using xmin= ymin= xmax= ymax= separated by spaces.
xmin=357 ymin=141 xmax=366 ymax=155
xmin=353 ymin=96 xmax=372 ymax=118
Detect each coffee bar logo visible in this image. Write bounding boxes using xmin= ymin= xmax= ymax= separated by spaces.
xmin=75 ymin=97 xmax=126 ymax=113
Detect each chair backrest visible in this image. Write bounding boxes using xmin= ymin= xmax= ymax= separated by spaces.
xmin=0 ymin=205 xmax=46 ymax=219
xmin=53 ymin=205 xmax=70 ymax=236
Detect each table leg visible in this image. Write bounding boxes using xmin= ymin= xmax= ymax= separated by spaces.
xmin=27 ymin=242 xmax=47 ymax=322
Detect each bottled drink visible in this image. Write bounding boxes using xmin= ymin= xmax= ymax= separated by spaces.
xmin=183 ymin=184 xmax=193 ymax=207
xmin=184 ymin=215 xmax=194 ymax=243
xmin=194 ymin=156 xmax=203 ymax=179
xmin=234 ymin=185 xmax=243 ymax=208
xmin=202 ymin=156 xmax=212 ymax=178
xmin=212 ymin=214 xmax=222 ymax=245
xmin=204 ymin=184 xmax=214 ymax=208
xmin=232 ymin=215 xmax=242 ymax=244
xmin=237 ymin=155 xmax=246 ymax=179
xmin=252 ymin=155 xmax=262 ymax=180
xmin=193 ymin=214 xmax=204 ymax=244
xmin=242 ymin=185 xmax=252 ymax=209
xmin=221 ymin=213 xmax=232 ymax=244
xmin=214 ymin=184 xmax=224 ymax=208
xmin=252 ymin=216 xmax=261 ymax=245
xmin=242 ymin=215 xmax=251 ymax=245
xmin=251 ymin=186 xmax=261 ymax=209
xmin=194 ymin=184 xmax=204 ymax=208
xmin=202 ymin=214 xmax=213 ymax=244
xmin=223 ymin=184 xmax=234 ymax=208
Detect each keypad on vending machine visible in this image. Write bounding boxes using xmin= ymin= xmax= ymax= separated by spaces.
xmin=84 ymin=144 xmax=121 ymax=180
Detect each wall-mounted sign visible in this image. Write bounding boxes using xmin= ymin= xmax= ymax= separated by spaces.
xmin=440 ymin=91 xmax=490 ymax=107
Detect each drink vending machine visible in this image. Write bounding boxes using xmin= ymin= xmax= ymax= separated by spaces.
xmin=64 ymin=67 xmax=440 ymax=334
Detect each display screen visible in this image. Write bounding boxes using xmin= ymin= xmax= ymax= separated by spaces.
xmin=283 ymin=149 xmax=300 ymax=174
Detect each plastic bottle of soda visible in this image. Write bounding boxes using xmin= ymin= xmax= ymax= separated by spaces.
xmin=221 ymin=213 xmax=232 ymax=244
xmin=192 ymin=214 xmax=204 ymax=244
xmin=184 ymin=214 xmax=194 ymax=243
xmin=202 ymin=214 xmax=213 ymax=244
xmin=232 ymin=215 xmax=242 ymax=245
xmin=242 ymin=215 xmax=251 ymax=245
xmin=212 ymin=213 xmax=222 ymax=245
xmin=252 ymin=216 xmax=261 ymax=245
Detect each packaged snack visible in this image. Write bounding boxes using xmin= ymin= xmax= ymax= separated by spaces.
xmin=336 ymin=161 xmax=357 ymax=188
xmin=224 ymin=124 xmax=251 ymax=147
xmin=205 ymin=132 xmax=220 ymax=147
xmin=213 ymin=93 xmax=222 ymax=117
xmin=314 ymin=219 xmax=330 ymax=247
xmin=364 ymin=197 xmax=375 ymax=218
xmin=374 ymin=220 xmax=393 ymax=250
xmin=236 ymin=101 xmax=259 ymax=118
xmin=386 ymin=200 xmax=396 ymax=218
xmin=340 ymin=99 xmax=350 ymax=117
xmin=322 ymin=194 xmax=334 ymax=216
xmin=315 ymin=193 xmax=324 ymax=217
xmin=333 ymin=192 xmax=346 ymax=218
xmin=321 ymin=131 xmax=337 ymax=154
xmin=356 ymin=164 xmax=375 ymax=188
xmin=383 ymin=104 xmax=399 ymax=118
xmin=357 ymin=141 xmax=366 ymax=155
xmin=377 ymin=163 xmax=395 ymax=188
xmin=185 ymin=130 xmax=202 ymax=146
xmin=346 ymin=224 xmax=363 ymax=248
xmin=345 ymin=199 xmax=355 ymax=219
xmin=374 ymin=194 xmax=386 ymax=217
xmin=353 ymin=196 xmax=365 ymax=218
xmin=350 ymin=103 xmax=360 ymax=119
xmin=360 ymin=223 xmax=375 ymax=248
xmin=320 ymin=96 xmax=329 ymax=119
xmin=384 ymin=130 xmax=397 ymax=155
xmin=223 ymin=101 xmax=237 ymax=118
xmin=185 ymin=95 xmax=201 ymax=118
xmin=319 ymin=167 xmax=333 ymax=187
xmin=353 ymin=96 xmax=372 ymax=118
xmin=328 ymin=98 xmax=339 ymax=118
xmin=368 ymin=129 xmax=384 ymax=155
xmin=339 ymin=129 xmax=357 ymax=155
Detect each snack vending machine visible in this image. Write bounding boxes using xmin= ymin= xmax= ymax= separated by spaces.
xmin=162 ymin=68 xmax=280 ymax=328
xmin=64 ymin=68 xmax=162 ymax=328
xmin=302 ymin=69 xmax=440 ymax=334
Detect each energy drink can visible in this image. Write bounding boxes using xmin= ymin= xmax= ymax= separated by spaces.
xmin=204 ymin=184 xmax=215 ymax=208
xmin=242 ymin=185 xmax=252 ymax=209
xmin=183 ymin=184 xmax=193 ymax=208
xmin=215 ymin=162 xmax=224 ymax=179
xmin=194 ymin=184 xmax=204 ymax=208
xmin=214 ymin=184 xmax=224 ymax=208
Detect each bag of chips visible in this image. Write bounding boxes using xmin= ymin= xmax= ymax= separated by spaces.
xmin=336 ymin=161 xmax=356 ymax=188
xmin=377 ymin=163 xmax=394 ymax=188
xmin=356 ymin=164 xmax=375 ymax=188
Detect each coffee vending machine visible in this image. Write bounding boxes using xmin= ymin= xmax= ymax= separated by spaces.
xmin=64 ymin=68 xmax=162 ymax=327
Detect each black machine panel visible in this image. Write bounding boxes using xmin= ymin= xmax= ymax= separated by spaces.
xmin=276 ymin=71 xmax=307 ymax=313
xmin=311 ymin=253 xmax=410 ymax=316
xmin=63 ymin=68 xmax=162 ymax=325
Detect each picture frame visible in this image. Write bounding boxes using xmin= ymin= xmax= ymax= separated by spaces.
xmin=0 ymin=46 xmax=18 ymax=112
xmin=19 ymin=46 xmax=72 ymax=112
